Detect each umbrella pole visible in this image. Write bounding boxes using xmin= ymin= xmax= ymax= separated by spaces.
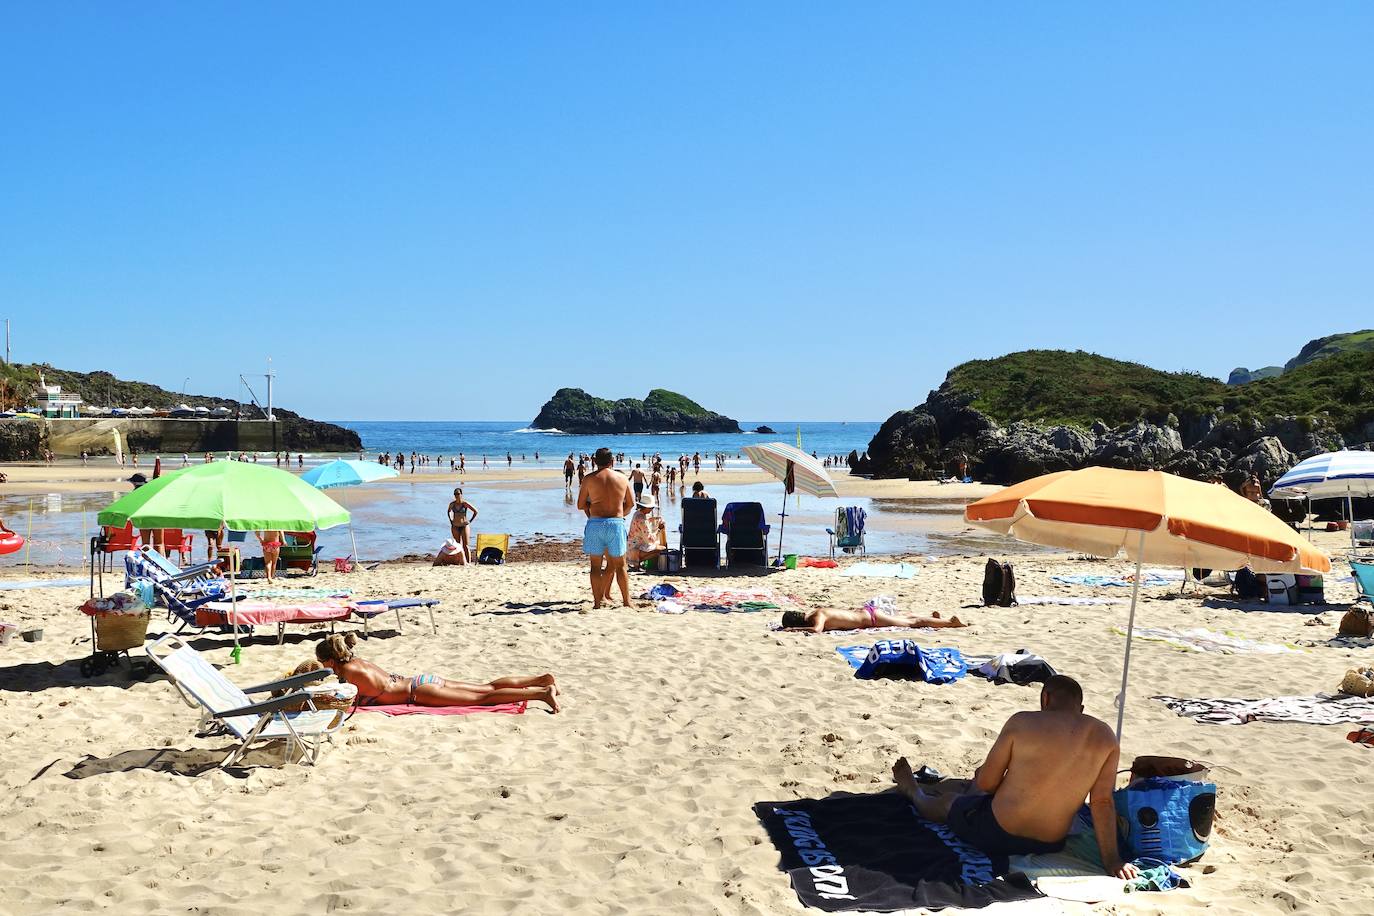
xmin=775 ymin=488 xmax=788 ymax=565
xmin=1115 ymin=529 xmax=1147 ymax=741
xmin=1349 ymin=487 xmax=1356 ymax=551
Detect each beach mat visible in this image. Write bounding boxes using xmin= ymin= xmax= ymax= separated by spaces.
xmin=1154 ymin=693 xmax=1374 ymax=725
xmin=840 ymin=562 xmax=918 ymax=580
xmin=355 ymin=701 xmax=527 ymax=717
xmin=753 ymin=792 xmax=1040 ymax=911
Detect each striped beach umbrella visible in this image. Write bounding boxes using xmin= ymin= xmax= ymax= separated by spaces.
xmin=300 ymin=459 xmax=399 ymax=566
xmin=743 ymin=442 xmax=838 ymax=563
xmin=966 ymin=467 xmax=1330 ymax=737
xmin=1270 ymin=449 xmax=1374 ymax=499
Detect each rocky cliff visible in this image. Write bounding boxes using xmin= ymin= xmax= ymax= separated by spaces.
xmin=865 ymin=343 xmax=1373 ymax=492
xmin=532 ymin=388 xmax=740 ymax=434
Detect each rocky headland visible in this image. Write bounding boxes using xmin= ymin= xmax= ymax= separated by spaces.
xmin=861 ymin=338 xmax=1374 ymax=517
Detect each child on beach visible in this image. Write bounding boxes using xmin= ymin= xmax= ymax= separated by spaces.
xmin=315 ymin=633 xmax=560 ymax=712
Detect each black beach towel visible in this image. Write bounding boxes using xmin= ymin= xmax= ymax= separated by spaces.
xmin=753 ymin=792 xmax=1041 ymax=912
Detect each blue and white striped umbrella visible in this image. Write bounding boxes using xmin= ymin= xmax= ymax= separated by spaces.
xmin=1270 ymin=450 xmax=1374 ymax=500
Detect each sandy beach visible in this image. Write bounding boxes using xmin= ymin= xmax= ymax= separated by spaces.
xmin=2 ymin=529 xmax=1372 ymax=915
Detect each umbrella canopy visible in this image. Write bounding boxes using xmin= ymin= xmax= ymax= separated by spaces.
xmin=1270 ymin=449 xmax=1374 ymax=500
xmin=742 ymin=442 xmax=838 ymax=497
xmin=302 ymin=459 xmax=399 ymax=490
xmin=97 ymin=461 xmax=349 ymax=531
xmin=965 ymin=467 xmax=1330 ymax=738
xmin=967 ymin=467 xmax=1329 ymax=574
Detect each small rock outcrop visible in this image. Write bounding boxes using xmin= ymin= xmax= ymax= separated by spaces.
xmin=754 ymin=425 xmax=777 ymax=435
xmin=531 ymin=388 xmax=740 ymax=435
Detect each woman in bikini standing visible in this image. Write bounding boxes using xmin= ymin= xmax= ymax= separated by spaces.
xmin=447 ymin=487 xmax=479 ymax=562
xmin=257 ymin=528 xmax=283 ymax=581
xmin=315 ymin=634 xmax=559 ymax=711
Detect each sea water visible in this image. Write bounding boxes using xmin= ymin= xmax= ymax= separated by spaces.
xmin=2 ymin=421 xmax=1042 ymax=565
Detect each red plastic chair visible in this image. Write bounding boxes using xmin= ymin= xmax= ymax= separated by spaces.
xmin=92 ymin=523 xmax=141 ymax=572
xmin=142 ymin=528 xmax=194 ymax=564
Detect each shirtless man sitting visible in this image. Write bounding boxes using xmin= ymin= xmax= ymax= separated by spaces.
xmin=780 ymin=607 xmax=967 ymax=632
xmin=577 ymin=447 xmax=635 ymax=610
xmin=891 ymin=675 xmax=1138 ymax=879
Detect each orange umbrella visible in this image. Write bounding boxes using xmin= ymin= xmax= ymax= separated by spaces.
xmin=965 ymin=467 xmax=1330 ymax=736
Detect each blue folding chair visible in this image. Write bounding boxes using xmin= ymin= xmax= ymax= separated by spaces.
xmin=827 ymin=507 xmax=868 ymax=558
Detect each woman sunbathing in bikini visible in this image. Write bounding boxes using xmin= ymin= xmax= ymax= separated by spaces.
xmin=315 ymin=634 xmax=560 ymax=712
xmin=780 ymin=607 xmax=968 ymax=633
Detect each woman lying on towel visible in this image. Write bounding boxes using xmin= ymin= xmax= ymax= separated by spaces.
xmin=780 ymin=607 xmax=968 ymax=633
xmin=315 ymin=634 xmax=560 ymax=713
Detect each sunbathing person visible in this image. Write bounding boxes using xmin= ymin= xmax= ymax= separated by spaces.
xmin=315 ymin=634 xmax=560 ymax=712
xmin=780 ymin=607 xmax=967 ymax=632
xmin=891 ymin=675 xmax=1137 ymax=879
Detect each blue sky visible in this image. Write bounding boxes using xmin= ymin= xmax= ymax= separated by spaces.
xmin=2 ymin=4 xmax=1370 ymax=421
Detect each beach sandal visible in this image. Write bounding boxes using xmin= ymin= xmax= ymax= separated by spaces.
xmin=914 ymin=764 xmax=943 ymax=784
xmin=1348 ymin=728 xmax=1374 ymax=747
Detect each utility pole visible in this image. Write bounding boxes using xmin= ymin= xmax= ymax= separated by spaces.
xmin=4 ymin=318 xmax=9 ymax=365
xmin=266 ymin=357 xmax=275 ymax=421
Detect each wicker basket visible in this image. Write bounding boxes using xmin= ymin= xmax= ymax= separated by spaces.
xmin=93 ymin=611 xmax=151 ymax=652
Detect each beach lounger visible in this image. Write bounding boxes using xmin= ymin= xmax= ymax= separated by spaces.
xmin=719 ymin=501 xmax=769 ymax=567
xmin=827 ymin=506 xmax=867 ymax=558
xmin=679 ymin=498 xmax=720 ymax=570
xmin=147 ymin=633 xmax=347 ymax=766
xmin=195 ymin=599 xmax=352 ymax=644
xmin=353 ymin=597 xmax=441 ymax=636
xmin=279 ymin=531 xmax=321 ymax=576
xmin=90 ymin=522 xmax=141 ymax=573
xmin=126 ymin=545 xmax=227 ymax=594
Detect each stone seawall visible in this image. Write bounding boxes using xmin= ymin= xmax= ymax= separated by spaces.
xmin=3 ymin=418 xmax=307 ymax=458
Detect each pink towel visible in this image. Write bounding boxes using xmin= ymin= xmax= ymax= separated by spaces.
xmin=355 ymin=701 xmax=527 ymax=717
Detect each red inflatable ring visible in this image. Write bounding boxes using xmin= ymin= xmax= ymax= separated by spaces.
xmin=0 ymin=531 xmax=24 ymax=555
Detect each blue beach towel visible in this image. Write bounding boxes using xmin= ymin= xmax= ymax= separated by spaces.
xmin=1052 ymin=573 xmax=1176 ymax=588
xmin=853 ymin=639 xmax=967 ymax=684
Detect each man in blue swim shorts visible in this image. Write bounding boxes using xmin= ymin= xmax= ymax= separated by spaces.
xmin=577 ymin=447 xmax=635 ymax=610
xmin=890 ymin=676 xmax=1140 ymax=879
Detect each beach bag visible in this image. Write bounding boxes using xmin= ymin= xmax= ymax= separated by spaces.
xmin=982 ymin=560 xmax=1018 ymax=607
xmin=1114 ymin=777 xmax=1216 ymax=866
xmin=477 ymin=546 xmax=505 ymax=565
xmin=1339 ymin=607 xmax=1374 ymax=638
xmin=1339 ymin=667 xmax=1374 ymax=697
xmin=1232 ymin=567 xmax=1263 ymax=600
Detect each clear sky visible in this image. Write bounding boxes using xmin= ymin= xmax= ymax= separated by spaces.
xmin=3 ymin=4 xmax=1370 ymax=421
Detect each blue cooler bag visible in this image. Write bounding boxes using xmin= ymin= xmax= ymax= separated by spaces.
xmin=1114 ymin=777 xmax=1216 ymax=865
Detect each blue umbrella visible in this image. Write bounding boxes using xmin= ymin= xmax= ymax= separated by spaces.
xmin=301 ymin=460 xmax=399 ymax=563
xmin=302 ymin=459 xmax=399 ymax=489
xmin=1270 ymin=449 xmax=1374 ymax=547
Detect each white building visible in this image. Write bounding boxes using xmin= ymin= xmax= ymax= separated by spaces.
xmin=35 ymin=372 xmax=83 ymax=419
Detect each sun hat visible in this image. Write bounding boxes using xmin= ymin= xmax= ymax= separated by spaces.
xmin=440 ymin=537 xmax=462 ymax=554
xmin=636 ymin=494 xmax=657 ymax=509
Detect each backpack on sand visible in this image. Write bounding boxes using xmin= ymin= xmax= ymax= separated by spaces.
xmin=1232 ymin=567 xmax=1263 ymax=601
xmin=982 ymin=559 xmax=1018 ymax=607
xmin=477 ymin=546 xmax=505 ymax=565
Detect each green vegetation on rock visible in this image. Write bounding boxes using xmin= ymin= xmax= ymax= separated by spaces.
xmin=643 ymin=389 xmax=708 ymax=417
xmin=532 ymin=387 xmax=739 ymax=434
xmin=1284 ymin=329 xmax=1374 ymax=372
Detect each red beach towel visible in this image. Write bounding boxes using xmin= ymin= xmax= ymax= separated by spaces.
xmin=355 ymin=701 xmax=527 ymax=717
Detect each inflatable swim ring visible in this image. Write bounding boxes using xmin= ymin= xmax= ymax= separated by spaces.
xmin=0 ymin=530 xmax=24 ymax=555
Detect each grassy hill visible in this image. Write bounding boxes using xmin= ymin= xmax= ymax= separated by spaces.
xmin=1 ymin=363 xmax=242 ymax=412
xmin=941 ymin=348 xmax=1374 ymax=434
xmin=643 ymin=389 xmax=709 ymax=416
xmin=1285 ymin=329 xmax=1374 ymax=371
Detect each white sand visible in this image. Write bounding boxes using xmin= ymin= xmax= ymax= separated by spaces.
xmin=2 ymin=538 xmax=1372 ymax=914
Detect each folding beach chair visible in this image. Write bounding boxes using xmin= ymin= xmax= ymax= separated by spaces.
xmin=679 ymin=498 xmax=720 ymax=570
xmin=1352 ymin=560 xmax=1374 ymax=604
xmin=126 ymin=545 xmax=226 ymax=592
xmin=147 ymin=633 xmax=347 ymax=767
xmin=827 ymin=506 xmax=868 ymax=558
xmin=475 ymin=533 xmax=510 ymax=564
xmin=719 ymin=501 xmax=770 ymax=567
xmin=280 ymin=531 xmax=321 ymax=577
xmin=353 ymin=597 xmax=441 ymax=636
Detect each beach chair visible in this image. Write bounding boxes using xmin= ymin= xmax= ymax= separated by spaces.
xmin=679 ymin=498 xmax=720 ymax=570
xmin=353 ymin=597 xmax=441 ymax=636
xmin=475 ymin=533 xmax=510 ymax=564
xmin=827 ymin=506 xmax=868 ymax=558
xmin=90 ymin=522 xmax=141 ymax=573
xmin=719 ymin=501 xmax=770 ymax=567
xmin=1352 ymin=560 xmax=1374 ymax=604
xmin=126 ymin=545 xmax=226 ymax=592
xmin=279 ymin=531 xmax=321 ymax=577
xmin=140 ymin=528 xmax=194 ymax=564
xmin=147 ymin=633 xmax=347 ymax=767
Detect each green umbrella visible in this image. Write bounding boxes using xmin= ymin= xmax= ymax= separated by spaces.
xmin=97 ymin=461 xmax=349 ymax=531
